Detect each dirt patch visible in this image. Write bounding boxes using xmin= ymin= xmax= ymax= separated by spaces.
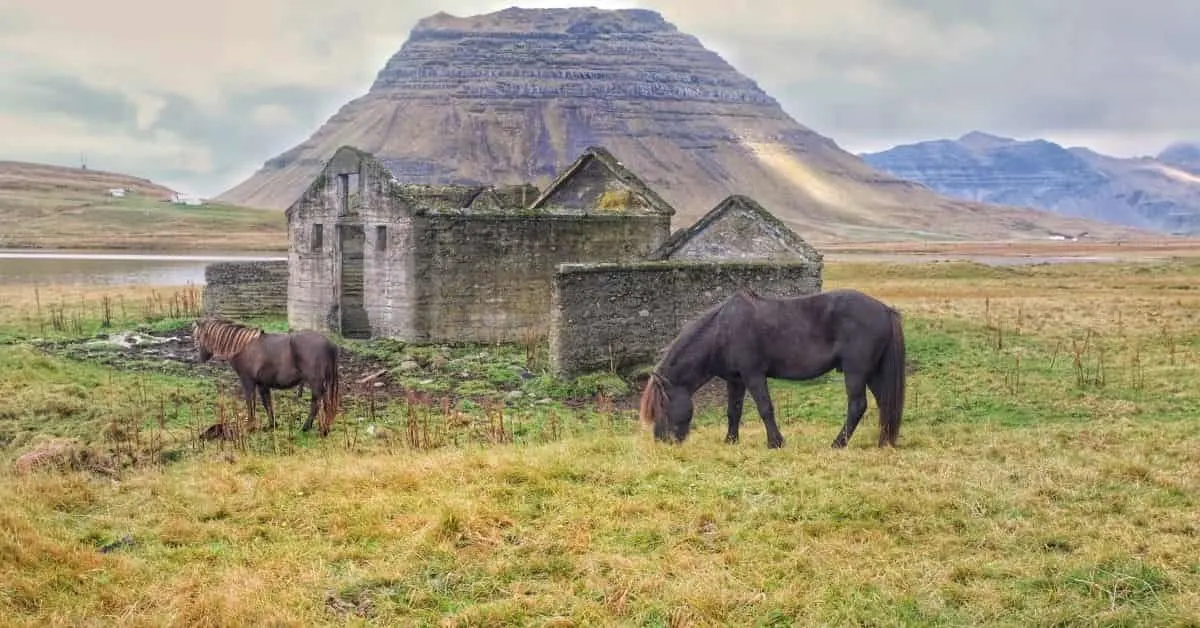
xmin=34 ymin=324 xmax=647 ymax=411
xmin=35 ymin=324 xmax=412 ymax=400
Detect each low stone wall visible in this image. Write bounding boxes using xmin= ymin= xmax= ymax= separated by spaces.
xmin=203 ymin=261 xmax=289 ymax=320
xmin=550 ymin=261 xmax=823 ymax=376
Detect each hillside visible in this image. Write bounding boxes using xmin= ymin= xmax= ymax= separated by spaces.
xmin=860 ymin=132 xmax=1200 ymax=235
xmin=0 ymin=160 xmax=285 ymax=251
xmin=1158 ymin=141 xmax=1200 ymax=175
xmin=216 ymin=7 xmax=1141 ymax=243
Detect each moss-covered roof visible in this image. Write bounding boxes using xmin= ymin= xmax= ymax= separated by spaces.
xmin=648 ymin=194 xmax=823 ymax=262
xmin=528 ymin=146 xmax=676 ymax=217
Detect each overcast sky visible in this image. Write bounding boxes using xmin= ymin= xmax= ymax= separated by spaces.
xmin=2 ymin=0 xmax=1197 ymax=196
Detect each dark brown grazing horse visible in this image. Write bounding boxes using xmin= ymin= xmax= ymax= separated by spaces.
xmin=639 ymin=288 xmax=906 ymax=449
xmin=192 ymin=317 xmax=341 ymax=436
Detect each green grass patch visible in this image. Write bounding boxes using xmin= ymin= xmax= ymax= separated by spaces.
xmin=2 ymin=259 xmax=1200 ymax=625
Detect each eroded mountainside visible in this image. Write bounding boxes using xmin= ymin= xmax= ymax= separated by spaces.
xmin=217 ymin=8 xmax=1141 ymax=241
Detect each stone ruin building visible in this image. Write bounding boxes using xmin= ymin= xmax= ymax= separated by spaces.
xmin=205 ymin=144 xmax=825 ymax=376
xmin=285 ymin=145 xmax=674 ymax=342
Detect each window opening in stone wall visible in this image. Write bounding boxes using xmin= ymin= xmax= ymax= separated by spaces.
xmin=311 ymin=223 xmax=323 ymax=252
xmin=337 ymin=174 xmax=349 ymax=216
xmin=338 ymin=172 xmax=361 ymax=216
xmin=375 ymin=225 xmax=387 ymax=252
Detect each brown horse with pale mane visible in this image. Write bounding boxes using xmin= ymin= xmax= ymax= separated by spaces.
xmin=192 ymin=316 xmax=341 ymax=436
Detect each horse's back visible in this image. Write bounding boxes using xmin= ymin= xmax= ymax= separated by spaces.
xmin=289 ymin=331 xmax=339 ymax=373
xmin=291 ymin=330 xmax=337 ymax=353
xmin=759 ymin=288 xmax=895 ymax=350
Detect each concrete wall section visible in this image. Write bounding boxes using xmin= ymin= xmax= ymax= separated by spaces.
xmin=361 ymin=216 xmax=418 ymax=339
xmin=203 ymin=261 xmax=289 ymax=320
xmin=287 ymin=146 xmax=414 ymax=335
xmin=288 ymin=200 xmax=339 ymax=332
xmin=413 ymin=214 xmax=670 ymax=343
xmin=550 ymin=261 xmax=823 ymax=376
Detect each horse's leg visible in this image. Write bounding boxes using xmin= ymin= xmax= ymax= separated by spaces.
xmin=725 ymin=378 xmax=746 ymax=444
xmin=832 ymin=372 xmax=870 ymax=449
xmin=258 ymin=385 xmax=277 ymax=430
xmin=745 ymin=375 xmax=784 ymax=449
xmin=240 ymin=376 xmax=258 ymax=432
xmin=302 ymin=384 xmax=323 ymax=432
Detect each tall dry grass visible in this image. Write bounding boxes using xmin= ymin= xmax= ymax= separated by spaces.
xmin=0 ymin=259 xmax=1198 ymax=625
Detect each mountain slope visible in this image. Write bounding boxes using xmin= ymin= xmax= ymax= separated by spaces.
xmin=215 ymin=7 xmax=1139 ymax=243
xmin=860 ymin=132 xmax=1200 ymax=235
xmin=1158 ymin=142 xmax=1200 ymax=175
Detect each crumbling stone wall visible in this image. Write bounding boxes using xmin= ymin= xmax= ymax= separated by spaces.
xmin=286 ymin=145 xmax=673 ymax=343
xmin=288 ymin=147 xmax=416 ymax=335
xmin=203 ymin=261 xmax=289 ymax=320
xmin=413 ymin=213 xmax=669 ymax=343
xmin=550 ymin=261 xmax=823 ymax=376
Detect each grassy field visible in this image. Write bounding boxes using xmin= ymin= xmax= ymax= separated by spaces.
xmin=0 ymin=160 xmax=286 ymax=251
xmin=1 ymin=259 xmax=1199 ymax=626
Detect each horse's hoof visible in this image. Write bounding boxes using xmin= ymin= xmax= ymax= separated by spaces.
xmin=831 ymin=440 xmax=847 ymax=449
xmin=767 ymin=438 xmax=784 ymax=449
xmin=724 ymin=435 xmax=738 ymax=445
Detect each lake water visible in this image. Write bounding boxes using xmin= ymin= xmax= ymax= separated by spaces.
xmin=0 ymin=249 xmax=287 ymax=287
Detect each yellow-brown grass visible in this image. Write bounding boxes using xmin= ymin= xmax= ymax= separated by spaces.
xmin=1 ymin=259 xmax=1199 ymax=625
xmin=0 ymin=283 xmax=204 ymax=336
xmin=817 ymin=236 xmax=1200 ymax=259
xmin=1 ymin=422 xmax=1197 ymax=626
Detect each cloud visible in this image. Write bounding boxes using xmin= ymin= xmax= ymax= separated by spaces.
xmin=1 ymin=0 xmax=1198 ymax=197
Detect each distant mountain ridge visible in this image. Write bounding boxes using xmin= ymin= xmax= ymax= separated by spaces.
xmin=215 ymin=7 xmax=1141 ymax=242
xmin=859 ymin=132 xmax=1200 ymax=235
xmin=1158 ymin=142 xmax=1200 ymax=175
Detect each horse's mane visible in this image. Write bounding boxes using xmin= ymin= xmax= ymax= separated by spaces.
xmin=194 ymin=316 xmax=266 ymax=359
xmin=638 ymin=293 xmax=742 ymax=428
xmin=652 ymin=290 xmax=751 ymax=374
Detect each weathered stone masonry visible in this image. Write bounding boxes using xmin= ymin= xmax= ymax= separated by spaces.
xmin=285 ymin=144 xmax=674 ymax=344
xmin=414 ymin=213 xmax=668 ymax=343
xmin=550 ymin=261 xmax=823 ymax=376
xmin=203 ymin=261 xmax=289 ymax=320
xmin=549 ymin=194 xmax=826 ymax=376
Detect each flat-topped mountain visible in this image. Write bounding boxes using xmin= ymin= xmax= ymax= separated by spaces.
xmin=217 ymin=7 xmax=1139 ymax=241
xmin=860 ymin=132 xmax=1200 ymax=235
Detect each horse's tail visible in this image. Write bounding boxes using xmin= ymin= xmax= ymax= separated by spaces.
xmin=877 ymin=308 xmax=907 ymax=447
xmin=638 ymin=372 xmax=669 ymax=429
xmin=320 ymin=342 xmax=341 ymax=436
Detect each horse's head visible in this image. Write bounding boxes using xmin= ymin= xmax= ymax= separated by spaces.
xmin=191 ymin=319 xmax=213 ymax=362
xmin=639 ymin=372 xmax=694 ymax=444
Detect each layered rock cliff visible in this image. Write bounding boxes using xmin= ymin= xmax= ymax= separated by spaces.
xmin=861 ymin=132 xmax=1200 ymax=235
xmin=216 ymin=8 xmax=1139 ymax=241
